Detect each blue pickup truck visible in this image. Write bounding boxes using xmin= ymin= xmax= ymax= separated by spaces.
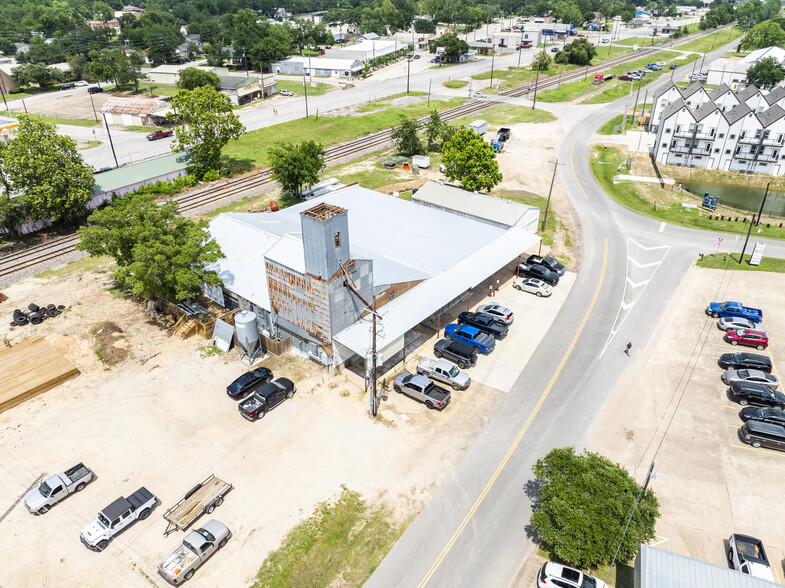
xmin=444 ymin=324 xmax=496 ymax=354
xmin=706 ymin=301 xmax=763 ymax=323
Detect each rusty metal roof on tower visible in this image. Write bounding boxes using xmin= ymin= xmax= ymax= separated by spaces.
xmin=300 ymin=202 xmax=346 ymax=221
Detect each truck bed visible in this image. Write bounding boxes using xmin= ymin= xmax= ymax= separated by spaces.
xmin=164 ymin=475 xmax=231 ymax=533
xmin=128 ymin=486 xmax=154 ymax=510
xmin=64 ymin=463 xmax=91 ymax=483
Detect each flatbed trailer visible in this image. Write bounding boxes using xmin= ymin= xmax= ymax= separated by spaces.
xmin=162 ymin=474 xmax=232 ymax=536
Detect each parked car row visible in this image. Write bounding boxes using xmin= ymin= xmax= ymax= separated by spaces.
xmin=226 ymin=366 xmax=297 ymax=422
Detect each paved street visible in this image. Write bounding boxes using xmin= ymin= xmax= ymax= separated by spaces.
xmin=366 ymin=34 xmax=785 ymax=588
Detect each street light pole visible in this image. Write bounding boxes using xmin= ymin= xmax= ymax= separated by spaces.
xmin=489 ymin=47 xmax=496 ymax=88
xmin=531 ymin=57 xmax=541 ymax=110
xmin=303 ymin=71 xmax=309 ymax=117
xmin=740 ymin=182 xmax=770 ymax=263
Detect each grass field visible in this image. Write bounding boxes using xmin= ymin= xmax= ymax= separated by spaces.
xmin=3 ymin=111 xmax=102 ymax=127
xmin=142 ymin=83 xmax=180 ymax=97
xmin=697 ymin=253 xmax=785 ymax=272
xmin=616 ymin=36 xmax=663 ymax=47
xmin=443 ymin=80 xmax=468 ymax=88
xmin=275 ymin=79 xmax=332 ymax=96
xmin=677 ymin=27 xmax=742 ymax=54
xmin=597 ymin=105 xmax=652 ymax=135
xmin=452 ymin=103 xmax=556 ymax=126
xmin=356 ymin=91 xmax=426 ymax=112
xmin=590 ymin=145 xmax=785 ymax=240
xmin=223 ymin=96 xmax=467 ymax=168
xmin=252 ymin=488 xmax=408 ymax=588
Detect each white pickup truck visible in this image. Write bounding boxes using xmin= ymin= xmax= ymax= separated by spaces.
xmin=417 ymin=358 xmax=471 ymax=390
xmin=80 ymin=487 xmax=156 ymax=551
xmin=24 ymin=463 xmax=93 ymax=515
xmin=158 ymin=519 xmax=232 ymax=584
xmin=728 ymin=533 xmax=777 ymax=582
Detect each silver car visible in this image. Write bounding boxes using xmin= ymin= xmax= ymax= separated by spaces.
xmin=513 ymin=277 xmax=552 ymax=297
xmin=718 ymin=317 xmax=766 ymax=334
xmin=722 ymin=369 xmax=779 ymax=389
xmin=476 ymin=302 xmax=514 ymax=325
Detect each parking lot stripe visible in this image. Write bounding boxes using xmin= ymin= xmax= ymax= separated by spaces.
xmin=417 ymin=240 xmax=609 ymax=588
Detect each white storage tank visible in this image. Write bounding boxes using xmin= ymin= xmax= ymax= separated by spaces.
xmin=234 ymin=310 xmax=260 ymax=351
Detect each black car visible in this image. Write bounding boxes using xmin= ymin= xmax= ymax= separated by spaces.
xmin=718 ymin=352 xmax=772 ymax=373
xmin=669 ymin=63 xmax=678 ymax=70
xmin=739 ymin=420 xmax=785 ymax=451
xmin=740 ymin=406 xmax=785 ymax=427
xmin=526 ymin=254 xmax=565 ymax=276
xmin=517 ymin=262 xmax=559 ymax=286
xmin=728 ymin=381 xmax=785 ymax=408
xmin=60 ymin=82 xmax=76 ymax=90
xmin=434 ymin=340 xmax=477 ymax=369
xmin=238 ymin=378 xmax=296 ymax=421
xmin=226 ymin=367 xmax=273 ymax=399
xmin=457 ymin=312 xmax=508 ymax=339
xmin=88 ymin=86 xmax=104 ymax=94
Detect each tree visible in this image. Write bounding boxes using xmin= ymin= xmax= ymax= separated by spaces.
xmin=205 ymin=43 xmax=230 ymax=67
xmin=76 ymin=193 xmax=224 ymax=313
xmin=391 ymin=114 xmax=424 ymax=157
xmin=177 ymin=67 xmax=221 ymax=91
xmin=167 ymin=86 xmax=246 ymax=175
xmin=0 ymin=115 xmax=94 ymax=224
xmin=531 ymin=447 xmax=660 ymax=570
xmin=553 ymin=1 xmax=583 ymax=25
xmin=441 ymin=128 xmax=502 ymax=191
xmin=128 ymin=50 xmax=147 ymax=93
xmin=747 ymin=57 xmax=785 ymax=89
xmin=428 ymin=33 xmax=469 ymax=60
xmin=267 ymin=141 xmax=326 ymax=196
xmin=11 ymin=63 xmax=63 ymax=87
xmin=741 ymin=21 xmax=785 ymax=51
xmin=67 ymin=54 xmax=88 ymax=81
xmin=531 ymin=50 xmax=552 ymax=72
xmin=555 ymin=38 xmax=597 ymax=66
xmin=414 ymin=19 xmax=436 ymax=33
xmin=425 ymin=110 xmax=453 ymax=151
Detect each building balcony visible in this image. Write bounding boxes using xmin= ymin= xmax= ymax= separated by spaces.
xmin=732 ymin=152 xmax=758 ymax=161
xmin=673 ymin=131 xmax=716 ymax=140
xmin=756 ymin=152 xmax=781 ymax=162
xmin=668 ymin=144 xmax=694 ymax=154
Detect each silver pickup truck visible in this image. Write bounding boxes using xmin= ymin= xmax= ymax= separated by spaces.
xmin=393 ymin=372 xmax=451 ymax=410
xmin=417 ymin=358 xmax=471 ymax=390
xmin=158 ymin=519 xmax=232 ymax=584
xmin=25 ymin=463 xmax=93 ymax=515
xmin=81 ymin=486 xmax=156 ymax=551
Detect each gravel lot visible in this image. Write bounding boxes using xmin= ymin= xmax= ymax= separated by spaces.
xmin=7 ymin=86 xmax=111 ymax=120
xmin=0 ymin=251 xmax=568 ymax=587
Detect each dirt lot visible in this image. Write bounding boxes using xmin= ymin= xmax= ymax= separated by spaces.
xmin=588 ymin=265 xmax=785 ymax=581
xmin=0 ymin=251 xmax=571 ymax=587
xmin=7 ymin=87 xmax=112 ymax=120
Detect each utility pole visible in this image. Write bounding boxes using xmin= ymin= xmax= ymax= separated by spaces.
xmin=303 ymin=71 xmax=309 ymax=117
xmin=631 ymin=76 xmax=643 ymax=120
xmin=489 ymin=46 xmax=496 ymax=88
xmin=406 ymin=55 xmax=411 ymax=93
xmin=89 ymin=91 xmax=99 ymax=122
xmin=531 ymin=56 xmax=541 ymax=110
xmin=370 ymin=298 xmax=378 ymax=417
xmin=541 ymin=159 xmax=563 ymax=231
xmin=0 ymin=81 xmax=8 ymax=115
xmin=427 ymin=78 xmax=432 ymax=107
xmin=710 ymin=29 xmax=719 ymax=51
xmin=101 ymin=112 xmax=119 ymax=168
xmin=740 ymin=183 xmax=770 ymax=263
xmin=517 ymin=29 xmax=524 ymax=67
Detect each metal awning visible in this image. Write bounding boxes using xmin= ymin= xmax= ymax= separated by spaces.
xmin=333 ymin=226 xmax=539 ymax=356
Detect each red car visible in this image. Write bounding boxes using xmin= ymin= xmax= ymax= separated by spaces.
xmin=146 ymin=129 xmax=173 ymax=141
xmin=725 ymin=329 xmax=769 ymax=351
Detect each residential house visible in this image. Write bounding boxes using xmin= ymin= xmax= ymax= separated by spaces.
xmin=709 ymin=83 xmax=740 ymax=112
xmin=648 ymin=81 xmax=711 ymax=132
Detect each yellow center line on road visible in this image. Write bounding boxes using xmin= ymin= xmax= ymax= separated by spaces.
xmin=419 ymin=238 xmax=608 ymax=587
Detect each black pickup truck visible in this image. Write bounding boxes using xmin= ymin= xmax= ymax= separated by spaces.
xmin=526 ymin=254 xmax=566 ymax=276
xmin=434 ymin=340 xmax=477 ymax=369
xmin=457 ymin=312 xmax=508 ymax=339
xmin=518 ymin=262 xmax=560 ymax=286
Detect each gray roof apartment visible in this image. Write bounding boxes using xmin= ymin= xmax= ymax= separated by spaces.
xmin=758 ymin=104 xmax=785 ymax=128
xmin=737 ymin=84 xmax=763 ymax=103
xmin=725 ymin=102 xmax=752 ymax=125
xmin=660 ymin=97 xmax=688 ymax=122
xmin=692 ymin=99 xmax=719 ymax=122
xmin=709 ymin=83 xmax=732 ymax=101
xmin=765 ymin=85 xmax=785 ymax=106
xmin=681 ymin=81 xmax=705 ymax=100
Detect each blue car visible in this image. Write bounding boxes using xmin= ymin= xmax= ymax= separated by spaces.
xmin=444 ymin=324 xmax=496 ymax=354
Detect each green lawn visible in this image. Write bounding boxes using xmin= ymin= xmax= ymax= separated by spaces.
xmin=616 ymin=36 xmax=664 ymax=47
xmin=677 ymin=27 xmax=743 ymax=54
xmin=141 ymin=83 xmax=180 ymax=97
xmin=252 ymin=488 xmax=408 ymax=588
xmin=581 ymin=52 xmax=699 ymax=104
xmin=275 ymin=79 xmax=332 ymax=97
xmin=444 ymin=80 xmax=469 ymax=89
xmin=697 ymin=253 xmax=785 ymax=272
xmin=7 ymin=112 xmax=102 ymax=127
xmin=590 ymin=145 xmax=785 ymax=240
xmin=597 ymin=105 xmax=652 ymax=135
xmin=79 ymin=140 xmax=102 ymax=150
xmin=223 ymin=96 xmax=467 ymax=168
xmin=356 ymin=91 xmax=427 ymax=113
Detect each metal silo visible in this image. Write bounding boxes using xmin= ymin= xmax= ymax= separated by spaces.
xmin=235 ymin=310 xmax=262 ymax=364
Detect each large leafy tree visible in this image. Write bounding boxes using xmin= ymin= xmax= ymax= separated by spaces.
xmin=555 ymin=38 xmax=598 ymax=66
xmin=741 ymin=21 xmax=785 ymax=51
xmin=268 ymin=140 xmax=326 ymax=196
xmin=11 ymin=63 xmax=63 ymax=87
xmin=442 ymin=128 xmax=503 ymax=191
xmin=531 ymin=447 xmax=660 ymax=570
xmin=168 ymin=86 xmax=246 ymax=175
xmin=553 ymin=1 xmax=583 ymax=25
xmin=0 ymin=115 xmax=94 ymax=225
xmin=177 ymin=67 xmax=221 ymax=91
xmin=425 ymin=110 xmax=454 ymax=151
xmin=531 ymin=50 xmax=552 ymax=72
xmin=391 ymin=114 xmax=425 ymax=157
xmin=428 ymin=33 xmax=469 ymax=60
xmin=747 ymin=58 xmax=785 ymax=89
xmin=77 ymin=193 xmax=224 ymax=313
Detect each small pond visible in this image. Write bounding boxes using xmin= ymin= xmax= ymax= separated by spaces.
xmin=681 ymin=181 xmax=785 ymax=217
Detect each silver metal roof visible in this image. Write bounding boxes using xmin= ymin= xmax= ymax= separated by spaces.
xmin=637 ymin=544 xmax=779 ymax=588
xmin=412 ymin=180 xmax=537 ymax=228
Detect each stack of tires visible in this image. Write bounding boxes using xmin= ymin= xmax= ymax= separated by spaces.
xmin=10 ymin=303 xmax=65 ymax=327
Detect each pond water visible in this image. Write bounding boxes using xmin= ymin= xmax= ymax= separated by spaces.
xmin=681 ymin=181 xmax=785 ymax=217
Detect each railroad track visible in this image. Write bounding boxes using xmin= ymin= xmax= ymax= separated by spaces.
xmin=0 ymin=28 xmax=723 ymax=280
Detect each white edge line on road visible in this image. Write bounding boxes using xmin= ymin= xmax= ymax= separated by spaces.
xmin=659 ymin=221 xmax=666 ymax=233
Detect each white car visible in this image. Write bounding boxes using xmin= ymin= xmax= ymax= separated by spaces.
xmin=601 ymin=38 xmax=610 ymax=43
xmin=513 ymin=277 xmax=552 ymax=297
xmin=538 ymin=562 xmax=608 ymax=588
xmin=473 ymin=92 xmax=487 ymax=98
xmin=655 ymin=61 xmax=666 ymax=66
xmin=75 ymin=80 xmax=88 ymax=87
xmin=476 ymin=302 xmax=513 ymax=325
xmin=279 ymin=89 xmax=294 ymax=96
xmin=718 ymin=317 xmax=766 ymax=334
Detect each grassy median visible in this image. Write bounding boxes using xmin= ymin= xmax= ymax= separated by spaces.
xmin=697 ymin=253 xmax=785 ymax=272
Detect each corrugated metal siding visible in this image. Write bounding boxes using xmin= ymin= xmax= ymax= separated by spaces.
xmin=636 ymin=544 xmax=779 ymax=588
xmin=93 ymin=152 xmax=192 ymax=195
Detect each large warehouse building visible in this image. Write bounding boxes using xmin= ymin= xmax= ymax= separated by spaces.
xmin=205 ymin=184 xmax=539 ymax=368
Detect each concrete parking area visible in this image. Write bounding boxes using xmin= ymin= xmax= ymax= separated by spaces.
xmin=589 ymin=265 xmax=785 ymax=582
xmin=0 ymin=251 xmax=573 ymax=586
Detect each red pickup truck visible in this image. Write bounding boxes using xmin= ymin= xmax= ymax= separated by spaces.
xmin=146 ymin=129 xmax=173 ymax=141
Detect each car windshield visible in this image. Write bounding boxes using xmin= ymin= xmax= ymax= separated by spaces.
xmin=183 ymin=540 xmax=197 ymax=554
xmin=196 ymin=528 xmax=216 ymax=543
xmin=582 ymin=577 xmax=598 ymax=588
xmin=39 ymin=481 xmax=52 ymax=497
xmin=272 ymin=380 xmax=285 ymax=390
xmin=719 ymin=302 xmax=729 ymax=310
xmin=543 ymin=256 xmax=556 ymax=266
xmin=733 ymin=353 xmax=743 ymax=361
xmin=738 ymin=370 xmax=749 ymax=378
xmin=97 ymin=513 xmax=110 ymax=528
xmin=449 ymin=366 xmax=459 ymax=377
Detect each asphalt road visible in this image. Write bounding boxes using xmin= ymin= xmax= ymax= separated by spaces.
xmin=366 ymin=35 xmax=782 ymax=588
